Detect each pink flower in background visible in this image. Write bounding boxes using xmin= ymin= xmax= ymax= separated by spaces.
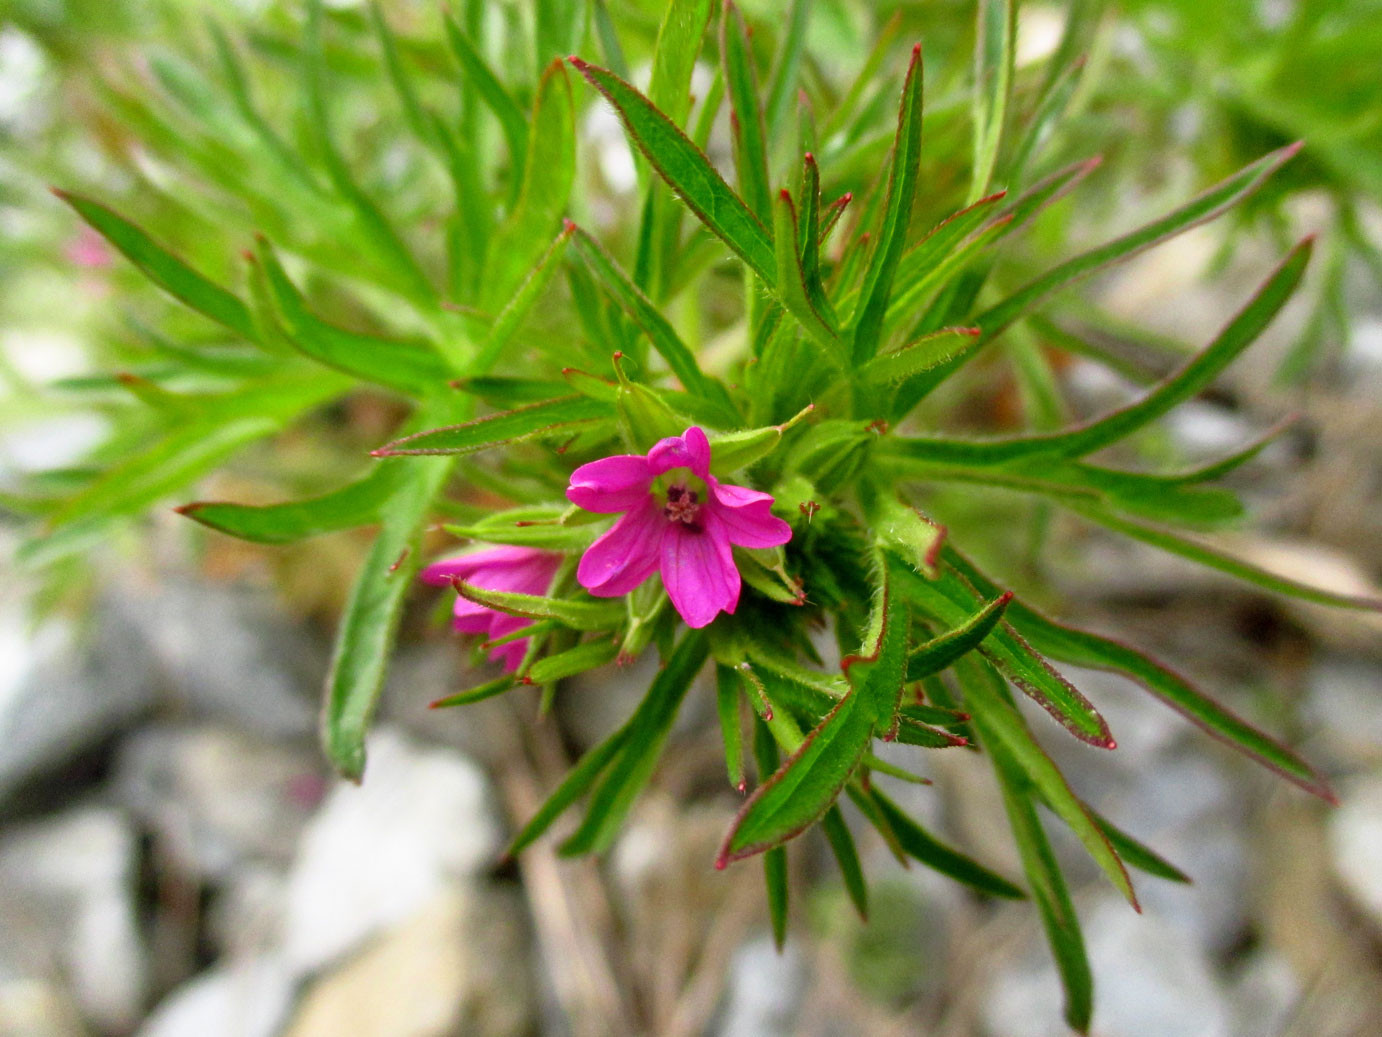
xmin=421 ymin=546 xmax=562 ymax=672
xmin=567 ymin=426 xmax=792 ymax=628
xmin=65 ymin=225 xmax=112 ymax=268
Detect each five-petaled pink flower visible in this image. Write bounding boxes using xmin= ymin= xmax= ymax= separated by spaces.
xmin=566 ymin=426 xmax=792 ymax=628
xmin=420 ymin=546 xmax=563 ymax=671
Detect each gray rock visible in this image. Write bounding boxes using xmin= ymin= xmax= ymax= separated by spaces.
xmin=716 ymin=937 xmax=806 ymax=1037
xmin=112 ymin=724 xmax=323 ymax=883
xmin=281 ymin=728 xmax=501 ymax=976
xmin=0 ymin=604 xmax=157 ymax=807
xmin=1226 ymin=951 xmax=1301 ymax=1037
xmin=0 ymin=975 xmax=88 ymax=1037
xmin=983 ymin=895 xmax=1232 ymax=1037
xmin=0 ymin=805 xmax=148 ymax=1032
xmin=1306 ymin=656 xmax=1382 ymax=768
xmin=111 ymin=576 xmax=322 ymax=739
xmin=136 ymin=954 xmax=295 ymax=1037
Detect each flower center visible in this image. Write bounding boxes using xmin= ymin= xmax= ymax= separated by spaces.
xmin=663 ymin=483 xmax=702 ymax=525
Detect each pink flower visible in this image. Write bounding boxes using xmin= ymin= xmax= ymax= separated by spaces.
xmin=566 ymin=426 xmax=792 ymax=628
xmin=420 ymin=546 xmax=563 ymax=672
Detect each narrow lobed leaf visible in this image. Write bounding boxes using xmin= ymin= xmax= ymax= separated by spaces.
xmin=569 ymin=57 xmax=777 ymax=286
xmin=372 ymin=395 xmax=614 ymax=456
xmin=851 ymin=43 xmax=925 ymax=366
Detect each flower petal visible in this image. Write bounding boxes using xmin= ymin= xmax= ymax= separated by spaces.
xmin=708 ymin=478 xmax=793 ymax=548
xmin=567 ymin=454 xmax=653 ymax=512
xmin=492 ymin=639 xmax=528 ymax=673
xmin=420 ymin=544 xmax=549 ymax=586
xmin=660 ymin=511 xmax=739 ymax=628
xmin=577 ymin=498 xmax=664 ymax=596
xmin=648 ymin=426 xmax=710 ymax=479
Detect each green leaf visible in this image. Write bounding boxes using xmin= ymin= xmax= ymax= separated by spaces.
xmin=820 ymin=804 xmax=868 ymax=919
xmin=1080 ymin=807 xmax=1191 ymax=884
xmin=443 ymin=11 xmax=529 ymax=186
xmin=707 ymin=404 xmax=813 ymax=472
xmin=906 ymin=592 xmax=1013 ymax=681
xmin=945 ymin=545 xmax=1336 ymax=801
xmin=988 ymin=749 xmax=1093 ymax=1032
xmin=857 ymin=327 xmax=982 ymax=389
xmin=560 ymin=628 xmax=710 ymax=855
xmin=482 ymin=61 xmax=576 ymax=311
xmin=773 ymin=189 xmax=841 ymax=349
xmin=429 ymin=674 xmax=517 ymax=709
xmin=750 ymin=709 xmax=791 ymax=948
xmin=894 ymin=239 xmax=1312 ymax=465
xmin=796 ymin=154 xmax=834 ymax=324
xmin=252 ymin=240 xmax=451 ymax=396
xmin=647 ymin=0 xmax=713 ymax=128
xmin=562 ymin=367 xmax=621 ymax=402
xmin=861 ymin=488 xmax=945 ymax=578
xmin=639 ymin=0 xmax=715 ymax=296
xmin=861 ymin=786 xmax=1025 ymax=899
xmin=851 ymin=42 xmax=924 ymax=365
xmin=525 ymin=638 xmax=619 ymax=683
xmin=591 ymin=0 xmax=629 ymax=79
xmin=304 ymin=1 xmax=433 ymax=305
xmin=1036 ymin=238 xmax=1312 ymax=458
xmin=54 ymin=191 xmax=256 ymax=341
xmin=1005 ymin=56 xmax=1086 ymax=185
xmin=569 ymin=227 xmax=738 ymax=419
xmin=765 ymin=846 xmax=789 ymax=950
xmin=892 ymin=559 xmax=1114 ymax=747
xmin=879 ymin=190 xmax=1006 ymax=324
xmin=535 ymin=0 xmax=587 ymax=66
xmin=970 ymin=0 xmax=1016 ymax=203
xmin=452 ymin=581 xmax=624 ymax=631
xmin=893 ymin=716 xmax=969 ymax=748
xmin=471 ymin=222 xmax=576 ymax=374
xmin=721 ymin=1 xmax=771 ymax=222
xmin=570 ymin=57 xmax=777 ymax=286
xmin=323 ymin=452 xmax=454 ymax=779
xmin=716 ymin=663 xmax=747 ymax=791
xmin=39 ymin=375 xmax=346 ymax=542
xmin=744 ymin=650 xmax=844 ymax=717
xmin=442 ymin=520 xmax=596 ymax=552
xmin=452 ymin=376 xmax=574 ymax=407
xmin=506 ymin=725 xmax=635 ymax=857
xmin=763 ymin=0 xmax=809 ymax=139
xmin=717 ymin=681 xmax=875 ymax=865
xmin=177 ymin=463 xmax=401 ymax=544
xmin=905 ymin=143 xmax=1302 ymax=401
xmin=843 ymin=562 xmax=912 ymax=732
xmin=1065 ymin=501 xmax=1382 ymax=612
xmin=373 ymin=395 xmax=614 ymax=456
xmin=369 ymin=2 xmax=436 ymax=148
xmin=956 ymin=654 xmax=1137 ymax=908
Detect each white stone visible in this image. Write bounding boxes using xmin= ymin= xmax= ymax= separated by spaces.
xmin=0 ymin=806 xmax=147 ymax=1031
xmin=283 ymin=885 xmax=531 ymax=1037
xmin=137 ymin=955 xmax=295 ymax=1037
xmin=716 ymin=937 xmax=805 ymax=1037
xmin=1328 ymin=776 xmax=1382 ymax=929
xmin=281 ymin=728 xmax=500 ymax=975
xmin=984 ymin=896 xmax=1232 ymax=1037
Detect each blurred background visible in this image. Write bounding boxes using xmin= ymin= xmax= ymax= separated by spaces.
xmin=2 ymin=1 xmax=1381 ymax=1035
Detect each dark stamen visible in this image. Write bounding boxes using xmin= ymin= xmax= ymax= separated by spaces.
xmin=663 ymin=483 xmax=701 ymax=525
